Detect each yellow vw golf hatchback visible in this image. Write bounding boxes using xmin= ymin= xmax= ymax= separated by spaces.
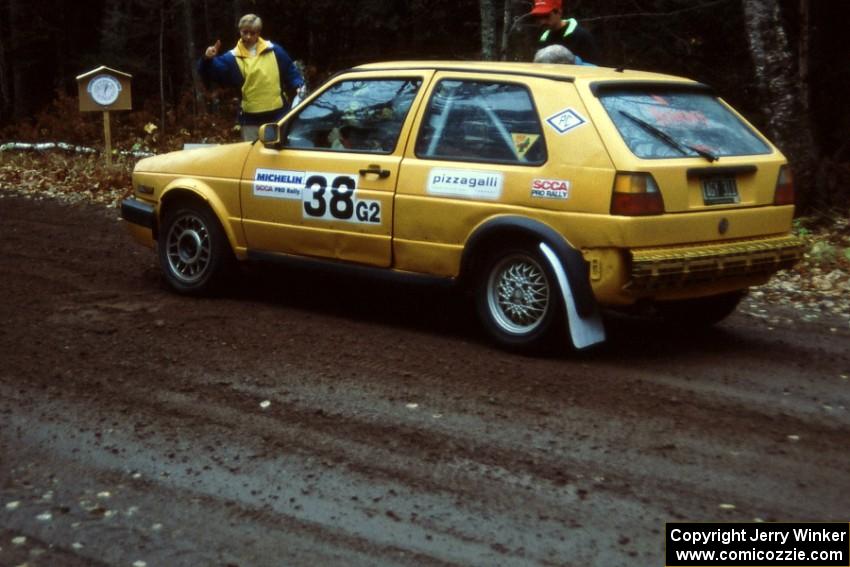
xmin=121 ymin=61 xmax=803 ymax=351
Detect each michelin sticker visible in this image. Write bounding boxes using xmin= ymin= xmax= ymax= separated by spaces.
xmin=302 ymin=172 xmax=381 ymax=225
xmin=253 ymin=168 xmax=305 ymax=200
xmin=427 ymin=168 xmax=503 ymax=200
xmin=545 ymin=108 xmax=587 ymax=135
xmin=531 ymin=179 xmax=571 ymax=200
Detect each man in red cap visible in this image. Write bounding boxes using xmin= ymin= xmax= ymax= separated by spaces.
xmin=529 ymin=0 xmax=600 ymax=64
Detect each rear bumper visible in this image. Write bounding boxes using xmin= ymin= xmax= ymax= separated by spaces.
xmin=627 ymin=234 xmax=804 ymax=292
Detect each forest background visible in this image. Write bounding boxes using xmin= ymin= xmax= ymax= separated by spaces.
xmin=0 ymin=0 xmax=849 ymax=215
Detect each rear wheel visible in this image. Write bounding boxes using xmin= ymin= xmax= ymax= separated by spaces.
xmin=158 ymin=202 xmax=233 ymax=294
xmin=475 ymin=247 xmax=562 ymax=351
xmin=655 ymin=291 xmax=745 ymax=328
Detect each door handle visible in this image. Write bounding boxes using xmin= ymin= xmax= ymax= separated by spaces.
xmin=359 ymin=165 xmax=391 ymax=179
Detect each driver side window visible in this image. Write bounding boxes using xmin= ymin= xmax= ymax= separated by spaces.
xmin=284 ymin=78 xmax=422 ymax=154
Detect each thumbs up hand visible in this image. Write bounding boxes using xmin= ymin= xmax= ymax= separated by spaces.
xmin=205 ymin=40 xmax=221 ymax=59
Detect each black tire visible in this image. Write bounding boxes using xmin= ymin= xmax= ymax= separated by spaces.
xmin=475 ymin=246 xmax=563 ymax=351
xmin=158 ymin=202 xmax=234 ymax=295
xmin=655 ymin=291 xmax=745 ymax=328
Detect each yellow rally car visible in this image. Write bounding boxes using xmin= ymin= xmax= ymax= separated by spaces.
xmin=121 ymin=61 xmax=803 ymax=351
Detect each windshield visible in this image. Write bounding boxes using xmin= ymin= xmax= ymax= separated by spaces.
xmin=598 ymin=88 xmax=771 ymax=159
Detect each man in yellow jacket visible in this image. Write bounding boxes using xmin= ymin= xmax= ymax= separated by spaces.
xmin=200 ymin=14 xmax=304 ymax=141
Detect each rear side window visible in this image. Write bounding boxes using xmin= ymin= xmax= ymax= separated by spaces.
xmin=598 ymin=89 xmax=771 ymax=159
xmin=416 ymin=80 xmax=547 ymax=165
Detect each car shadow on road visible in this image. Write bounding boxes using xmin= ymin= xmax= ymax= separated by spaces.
xmin=227 ymin=261 xmax=484 ymax=341
xmin=210 ymin=262 xmax=757 ymax=362
xmin=589 ymin=310 xmax=751 ymax=361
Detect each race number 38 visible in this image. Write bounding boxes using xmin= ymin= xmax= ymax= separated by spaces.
xmin=302 ymin=173 xmax=381 ymax=224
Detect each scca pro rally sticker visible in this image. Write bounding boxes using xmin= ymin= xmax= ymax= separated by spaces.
xmin=253 ymin=168 xmax=305 ymax=200
xmin=531 ymin=179 xmax=571 ymax=200
xmin=302 ymin=172 xmax=381 ymax=225
xmin=545 ymin=108 xmax=587 ymax=135
xmin=427 ymin=168 xmax=503 ymax=200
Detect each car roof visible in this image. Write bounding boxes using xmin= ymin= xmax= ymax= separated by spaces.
xmin=351 ymin=60 xmax=700 ymax=87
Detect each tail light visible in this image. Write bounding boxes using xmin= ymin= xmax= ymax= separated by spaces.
xmin=611 ymin=173 xmax=665 ymax=216
xmin=773 ymin=165 xmax=795 ymax=206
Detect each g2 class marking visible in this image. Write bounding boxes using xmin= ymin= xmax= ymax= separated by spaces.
xmin=302 ymin=172 xmax=381 ymax=224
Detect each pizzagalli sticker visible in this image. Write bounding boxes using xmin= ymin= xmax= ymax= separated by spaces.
xmin=427 ymin=168 xmax=503 ymax=200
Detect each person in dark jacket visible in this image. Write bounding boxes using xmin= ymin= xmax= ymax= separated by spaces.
xmin=200 ymin=14 xmax=304 ymax=140
xmin=528 ymin=0 xmax=600 ymax=65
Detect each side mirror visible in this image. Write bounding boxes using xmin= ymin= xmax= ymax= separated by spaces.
xmin=258 ymin=123 xmax=281 ymax=148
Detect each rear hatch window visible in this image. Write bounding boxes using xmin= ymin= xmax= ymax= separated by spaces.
xmin=597 ymin=86 xmax=771 ymax=160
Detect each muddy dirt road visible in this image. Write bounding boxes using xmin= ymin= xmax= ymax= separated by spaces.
xmin=1 ymin=194 xmax=848 ymax=566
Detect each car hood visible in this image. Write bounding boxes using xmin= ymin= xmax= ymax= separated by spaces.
xmin=134 ymin=142 xmax=254 ymax=177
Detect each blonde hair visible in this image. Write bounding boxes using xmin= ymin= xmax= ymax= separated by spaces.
xmin=238 ymin=14 xmax=262 ymax=31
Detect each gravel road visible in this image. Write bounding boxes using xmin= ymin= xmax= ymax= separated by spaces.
xmin=1 ymin=194 xmax=848 ymax=566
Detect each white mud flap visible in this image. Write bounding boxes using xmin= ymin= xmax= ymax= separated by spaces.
xmin=539 ymin=242 xmax=606 ymax=350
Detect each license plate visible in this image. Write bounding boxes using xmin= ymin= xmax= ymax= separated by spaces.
xmin=702 ymin=177 xmax=739 ymax=205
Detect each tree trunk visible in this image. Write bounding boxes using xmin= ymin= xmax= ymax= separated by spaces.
xmin=0 ymin=4 xmax=10 ymax=122
xmin=479 ymin=0 xmax=498 ymax=61
xmin=8 ymin=0 xmax=27 ymax=121
xmin=181 ymin=0 xmax=205 ymax=115
xmin=798 ymin=0 xmax=811 ymax=114
xmin=741 ymin=0 xmax=818 ymax=209
xmin=160 ymin=2 xmax=166 ymax=131
xmin=233 ymin=0 xmax=241 ymax=26
xmin=202 ymin=0 xmax=212 ymax=45
xmin=500 ymin=0 xmax=511 ymax=61
xmin=100 ymin=0 xmax=128 ymax=55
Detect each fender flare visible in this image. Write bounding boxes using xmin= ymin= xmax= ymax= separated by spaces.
xmin=461 ymin=216 xmax=597 ymax=319
xmin=159 ymin=179 xmax=242 ymax=251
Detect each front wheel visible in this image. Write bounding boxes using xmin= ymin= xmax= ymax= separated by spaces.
xmin=475 ymin=247 xmax=562 ymax=351
xmin=158 ymin=203 xmax=233 ymax=294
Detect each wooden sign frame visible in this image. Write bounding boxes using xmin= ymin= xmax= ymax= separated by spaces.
xmin=76 ymin=66 xmax=133 ymax=166
xmin=76 ymin=66 xmax=132 ymax=112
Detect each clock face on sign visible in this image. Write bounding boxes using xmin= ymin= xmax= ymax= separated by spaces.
xmin=88 ymin=75 xmax=122 ymax=106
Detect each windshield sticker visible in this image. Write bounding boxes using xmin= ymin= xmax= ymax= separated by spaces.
xmin=545 ymin=108 xmax=587 ymax=135
xmin=511 ymin=133 xmax=540 ymax=159
xmin=531 ymin=179 xmax=571 ymax=200
xmin=253 ymin=169 xmax=305 ymax=200
xmin=427 ymin=169 xmax=503 ymax=200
